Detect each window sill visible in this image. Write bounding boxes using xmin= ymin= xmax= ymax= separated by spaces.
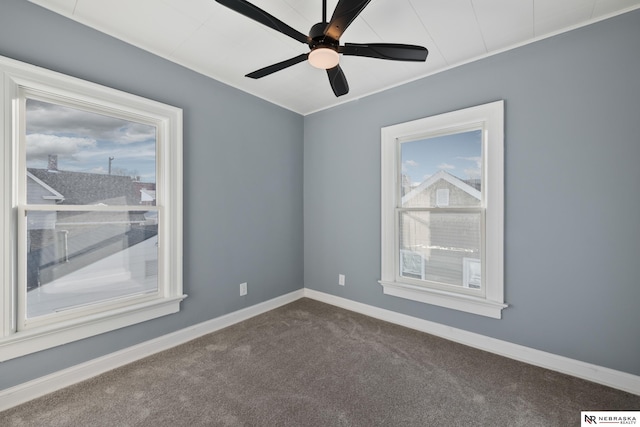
xmin=379 ymin=280 xmax=506 ymax=319
xmin=0 ymin=294 xmax=187 ymax=362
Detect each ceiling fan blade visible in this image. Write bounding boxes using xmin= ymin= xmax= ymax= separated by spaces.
xmin=246 ymin=54 xmax=309 ymax=79
xmin=340 ymin=43 xmax=428 ymax=61
xmin=215 ymin=0 xmax=310 ymax=44
xmin=327 ymin=65 xmax=349 ymax=97
xmin=324 ymin=0 xmax=372 ymax=40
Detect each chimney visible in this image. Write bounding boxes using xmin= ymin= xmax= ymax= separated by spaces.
xmin=47 ymin=154 xmax=58 ymax=171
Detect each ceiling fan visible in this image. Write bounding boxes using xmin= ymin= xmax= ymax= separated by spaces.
xmin=215 ymin=0 xmax=429 ymax=97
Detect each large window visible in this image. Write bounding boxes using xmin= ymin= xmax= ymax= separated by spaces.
xmin=0 ymin=55 xmax=185 ymax=361
xmin=380 ymin=101 xmax=505 ymax=318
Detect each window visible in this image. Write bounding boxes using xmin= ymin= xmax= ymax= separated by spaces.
xmin=0 ymin=54 xmax=185 ymax=361
xmin=380 ymin=101 xmax=505 ymax=318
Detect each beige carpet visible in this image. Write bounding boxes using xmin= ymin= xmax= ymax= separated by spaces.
xmin=1 ymin=298 xmax=638 ymax=426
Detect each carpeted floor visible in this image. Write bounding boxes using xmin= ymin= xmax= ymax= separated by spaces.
xmin=1 ymin=298 xmax=638 ymax=426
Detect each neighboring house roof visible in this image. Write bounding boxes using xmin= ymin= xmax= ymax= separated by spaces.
xmin=402 ymin=170 xmax=481 ymax=206
xmin=27 ymin=171 xmax=65 ymax=202
xmin=133 ymin=181 xmax=156 ymax=204
xmin=140 ymin=188 xmax=156 ymax=202
xmin=28 ymin=168 xmax=139 ymax=205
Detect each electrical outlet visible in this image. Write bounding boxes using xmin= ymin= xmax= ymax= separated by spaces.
xmin=338 ymin=274 xmax=345 ymax=286
xmin=240 ymin=282 xmax=248 ymax=296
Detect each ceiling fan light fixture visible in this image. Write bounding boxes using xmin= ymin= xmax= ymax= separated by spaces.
xmin=308 ymin=47 xmax=339 ymax=69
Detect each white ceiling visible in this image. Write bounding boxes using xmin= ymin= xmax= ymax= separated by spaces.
xmin=28 ymin=0 xmax=640 ymax=115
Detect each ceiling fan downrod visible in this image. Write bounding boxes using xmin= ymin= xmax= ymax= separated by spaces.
xmin=323 ymin=0 xmax=327 ymax=24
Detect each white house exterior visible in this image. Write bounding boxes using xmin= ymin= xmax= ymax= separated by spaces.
xmin=399 ymin=170 xmax=482 ymax=288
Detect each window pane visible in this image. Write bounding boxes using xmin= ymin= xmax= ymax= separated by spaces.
xmin=398 ymin=210 xmax=481 ymax=288
xmin=26 ymin=210 xmax=158 ymax=318
xmin=400 ymin=130 xmax=482 ymax=208
xmin=26 ymin=99 xmax=156 ymax=206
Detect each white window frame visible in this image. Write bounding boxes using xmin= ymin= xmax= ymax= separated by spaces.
xmin=380 ymin=101 xmax=506 ymax=319
xmin=0 ymin=54 xmax=186 ymax=361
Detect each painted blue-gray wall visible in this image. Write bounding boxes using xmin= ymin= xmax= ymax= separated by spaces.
xmin=304 ymin=9 xmax=640 ymax=376
xmin=0 ymin=0 xmax=303 ymax=389
xmin=2 ymin=0 xmax=638 ymax=393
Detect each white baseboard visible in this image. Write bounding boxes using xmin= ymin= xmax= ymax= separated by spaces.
xmin=303 ymin=288 xmax=640 ymax=396
xmin=2 ymin=287 xmax=637 ymax=413
xmin=0 ymin=289 xmax=304 ymax=412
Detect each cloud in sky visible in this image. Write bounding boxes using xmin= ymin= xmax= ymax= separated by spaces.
xmin=459 ymin=156 xmax=481 ymax=179
xmin=26 ymin=134 xmax=97 ymax=160
xmin=401 ymin=130 xmax=482 ymax=184
xmin=26 ymin=99 xmax=155 ymax=144
xmin=25 ymin=99 xmax=157 ymax=182
xmin=116 ymin=122 xmax=157 ymax=144
xmin=402 ymin=159 xmax=419 ymax=173
xmin=464 ymin=168 xmax=482 ymax=179
xmin=459 ymin=156 xmax=481 ymax=168
xmin=437 ymin=162 xmax=455 ymax=170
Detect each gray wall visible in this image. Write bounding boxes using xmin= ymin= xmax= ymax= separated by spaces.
xmin=304 ymin=10 xmax=640 ymax=376
xmin=1 ymin=0 xmax=638 ymax=392
xmin=0 ymin=0 xmax=303 ymax=389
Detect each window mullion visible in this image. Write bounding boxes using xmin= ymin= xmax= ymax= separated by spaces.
xmin=397 ymin=207 xmax=483 ymax=213
xmin=20 ymin=204 xmax=160 ymax=212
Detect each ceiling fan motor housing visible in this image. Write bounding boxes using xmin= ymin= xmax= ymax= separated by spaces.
xmin=309 ymin=22 xmax=338 ymax=52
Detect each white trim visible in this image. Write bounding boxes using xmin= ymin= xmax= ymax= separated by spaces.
xmin=0 ymin=289 xmax=304 ymax=412
xmin=0 ymin=53 xmax=185 ymax=360
xmin=381 ymin=101 xmax=505 ymax=317
xmin=0 ymin=56 xmax=9 ymax=341
xmin=0 ymin=295 xmax=187 ymax=362
xmin=1 ymin=287 xmax=638 ymax=412
xmin=303 ymin=289 xmax=640 ymax=396
xmin=379 ymin=280 xmax=506 ymax=319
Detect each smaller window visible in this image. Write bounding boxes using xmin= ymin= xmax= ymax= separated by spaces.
xmin=380 ymin=101 xmax=506 ymax=318
xmin=436 ymin=189 xmax=449 ymax=207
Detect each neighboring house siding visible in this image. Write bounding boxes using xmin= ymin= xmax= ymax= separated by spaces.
xmin=400 ymin=172 xmax=481 ymax=286
xmin=26 ymin=173 xmax=65 ymax=289
xmin=403 ymin=180 xmax=480 ymax=208
xmin=25 ymin=169 xmax=154 ymax=289
xmin=26 ymin=172 xmax=64 ymax=229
